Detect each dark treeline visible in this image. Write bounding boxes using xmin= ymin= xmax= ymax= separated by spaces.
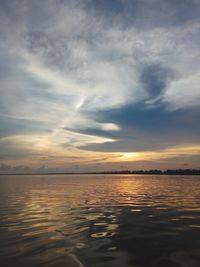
xmin=89 ymin=169 xmax=200 ymax=175
xmin=1 ymin=169 xmax=200 ymax=175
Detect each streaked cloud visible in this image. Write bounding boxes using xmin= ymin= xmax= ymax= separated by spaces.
xmin=0 ymin=0 xmax=200 ymax=171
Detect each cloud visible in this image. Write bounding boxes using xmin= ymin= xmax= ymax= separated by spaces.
xmin=0 ymin=0 xmax=200 ymax=170
xmin=163 ymin=73 xmax=200 ymax=110
xmin=0 ymin=163 xmax=31 ymax=172
xmin=80 ymin=104 xmax=200 ymax=152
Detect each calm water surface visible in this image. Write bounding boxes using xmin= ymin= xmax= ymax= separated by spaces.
xmin=0 ymin=174 xmax=200 ymax=267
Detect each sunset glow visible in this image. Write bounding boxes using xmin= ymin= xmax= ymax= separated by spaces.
xmin=0 ymin=0 xmax=200 ymax=173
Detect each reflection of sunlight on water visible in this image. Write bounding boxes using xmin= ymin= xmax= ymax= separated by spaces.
xmin=91 ymin=221 xmax=118 ymax=238
xmin=1 ymin=174 xmax=200 ymax=267
xmin=131 ymin=209 xmax=142 ymax=212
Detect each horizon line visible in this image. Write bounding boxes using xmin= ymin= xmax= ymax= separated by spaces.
xmin=0 ymin=168 xmax=200 ymax=176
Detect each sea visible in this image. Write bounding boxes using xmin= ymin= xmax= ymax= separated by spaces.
xmin=0 ymin=174 xmax=200 ymax=267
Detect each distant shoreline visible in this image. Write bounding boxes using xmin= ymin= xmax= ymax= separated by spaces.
xmin=0 ymin=169 xmax=200 ymax=176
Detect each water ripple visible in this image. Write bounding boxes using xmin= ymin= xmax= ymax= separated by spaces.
xmin=0 ymin=174 xmax=200 ymax=267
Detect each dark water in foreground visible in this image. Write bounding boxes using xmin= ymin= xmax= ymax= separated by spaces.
xmin=0 ymin=175 xmax=200 ymax=267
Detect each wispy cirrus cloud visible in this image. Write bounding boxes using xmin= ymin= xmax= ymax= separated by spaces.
xmin=0 ymin=0 xmax=200 ymax=171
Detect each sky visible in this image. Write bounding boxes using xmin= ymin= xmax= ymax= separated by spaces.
xmin=0 ymin=0 xmax=200 ymax=173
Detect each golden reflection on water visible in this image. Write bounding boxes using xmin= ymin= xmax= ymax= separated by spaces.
xmin=1 ymin=174 xmax=200 ymax=267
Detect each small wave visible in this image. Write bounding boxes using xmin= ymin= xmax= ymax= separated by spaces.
xmin=45 ymin=254 xmax=85 ymax=267
xmin=68 ymin=254 xmax=85 ymax=267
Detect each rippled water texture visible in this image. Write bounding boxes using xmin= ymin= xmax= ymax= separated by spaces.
xmin=0 ymin=175 xmax=200 ymax=267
